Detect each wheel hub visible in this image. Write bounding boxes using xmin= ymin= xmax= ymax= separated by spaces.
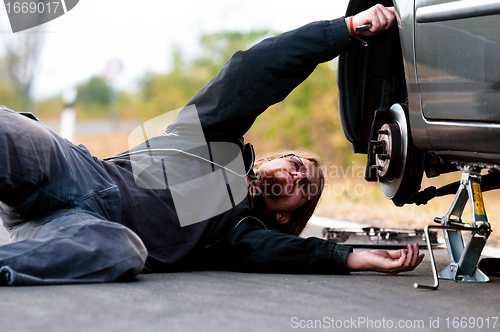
xmin=373 ymin=122 xmax=402 ymax=180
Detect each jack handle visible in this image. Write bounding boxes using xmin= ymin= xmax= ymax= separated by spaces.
xmin=414 ymin=224 xmax=473 ymax=290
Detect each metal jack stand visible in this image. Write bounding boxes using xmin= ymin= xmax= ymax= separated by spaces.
xmin=415 ymin=166 xmax=492 ymax=290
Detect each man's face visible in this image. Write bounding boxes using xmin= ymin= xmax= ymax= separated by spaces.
xmin=254 ymin=155 xmax=321 ymax=215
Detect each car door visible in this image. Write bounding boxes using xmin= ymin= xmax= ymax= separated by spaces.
xmin=415 ymin=0 xmax=500 ymax=124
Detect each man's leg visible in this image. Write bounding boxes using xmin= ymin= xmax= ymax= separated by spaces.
xmin=0 ymin=107 xmax=147 ymax=285
xmin=0 ymin=106 xmax=120 ymax=224
xmin=0 ymin=210 xmax=147 ymax=285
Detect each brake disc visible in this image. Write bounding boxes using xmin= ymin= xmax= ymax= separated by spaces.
xmin=375 ymin=103 xmax=408 ymax=199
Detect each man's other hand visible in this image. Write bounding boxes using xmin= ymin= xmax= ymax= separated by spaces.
xmin=346 ymin=244 xmax=425 ymax=274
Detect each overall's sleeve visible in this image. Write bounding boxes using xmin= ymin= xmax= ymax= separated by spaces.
xmin=166 ymin=18 xmax=355 ymax=141
xmin=201 ymin=220 xmax=353 ymax=274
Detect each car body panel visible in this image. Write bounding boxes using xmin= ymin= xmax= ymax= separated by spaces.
xmin=414 ymin=0 xmax=500 ymax=156
xmin=395 ymin=0 xmax=435 ymax=150
xmin=415 ymin=0 xmax=500 ymax=123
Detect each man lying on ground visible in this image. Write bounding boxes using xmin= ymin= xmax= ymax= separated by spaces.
xmin=0 ymin=4 xmax=423 ymax=285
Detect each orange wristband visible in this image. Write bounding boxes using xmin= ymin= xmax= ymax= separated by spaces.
xmin=347 ymin=17 xmax=353 ymax=36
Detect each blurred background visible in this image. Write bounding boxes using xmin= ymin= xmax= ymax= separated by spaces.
xmin=1 ymin=0 xmax=498 ymax=241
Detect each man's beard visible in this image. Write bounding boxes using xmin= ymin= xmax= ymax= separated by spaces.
xmin=256 ymin=167 xmax=292 ymax=198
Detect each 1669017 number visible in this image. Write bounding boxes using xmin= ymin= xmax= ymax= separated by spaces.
xmin=445 ymin=317 xmax=498 ymax=329
xmin=5 ymin=1 xmax=61 ymax=14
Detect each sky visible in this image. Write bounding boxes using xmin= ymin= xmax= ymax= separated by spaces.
xmin=0 ymin=0 xmax=349 ymax=99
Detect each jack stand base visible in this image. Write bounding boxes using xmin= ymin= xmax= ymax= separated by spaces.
xmin=439 ymin=264 xmax=489 ymax=283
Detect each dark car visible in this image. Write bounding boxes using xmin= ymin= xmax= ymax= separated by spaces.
xmin=338 ymin=0 xmax=500 ymax=206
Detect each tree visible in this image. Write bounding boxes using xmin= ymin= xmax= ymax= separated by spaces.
xmin=0 ymin=26 xmax=45 ymax=111
xmin=77 ymin=76 xmax=112 ymax=108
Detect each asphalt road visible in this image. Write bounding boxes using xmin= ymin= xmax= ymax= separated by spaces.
xmin=1 ymin=217 xmax=499 ymax=332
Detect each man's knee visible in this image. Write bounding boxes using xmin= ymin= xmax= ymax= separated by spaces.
xmin=85 ymin=221 xmax=148 ymax=281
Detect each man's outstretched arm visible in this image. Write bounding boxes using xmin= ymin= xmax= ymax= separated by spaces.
xmin=200 ymin=220 xmax=423 ymax=275
xmin=167 ymin=5 xmax=397 ymax=141
xmin=175 ymin=18 xmax=353 ymax=142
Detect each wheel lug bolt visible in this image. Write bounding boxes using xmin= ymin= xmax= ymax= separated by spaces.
xmin=373 ymin=145 xmax=384 ymax=154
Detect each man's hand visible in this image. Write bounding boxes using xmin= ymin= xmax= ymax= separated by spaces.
xmin=346 ymin=244 xmax=425 ymax=274
xmin=346 ymin=4 xmax=397 ymax=37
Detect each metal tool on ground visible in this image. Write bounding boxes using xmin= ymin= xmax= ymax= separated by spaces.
xmin=322 ymin=226 xmax=438 ymax=249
